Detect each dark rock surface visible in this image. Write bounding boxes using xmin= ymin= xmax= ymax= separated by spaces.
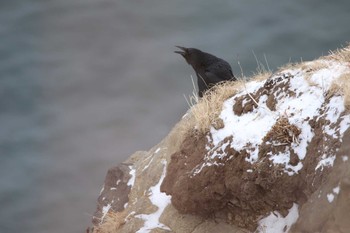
xmin=92 ymin=163 xmax=132 ymax=225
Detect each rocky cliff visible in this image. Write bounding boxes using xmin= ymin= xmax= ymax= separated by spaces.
xmin=89 ymin=46 xmax=350 ymax=233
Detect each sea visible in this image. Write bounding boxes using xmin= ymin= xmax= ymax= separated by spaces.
xmin=0 ymin=0 xmax=349 ymax=232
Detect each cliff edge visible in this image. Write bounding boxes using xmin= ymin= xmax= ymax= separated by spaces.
xmin=90 ymin=45 xmax=350 ymax=233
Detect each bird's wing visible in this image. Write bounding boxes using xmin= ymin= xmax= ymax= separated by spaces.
xmin=203 ymin=70 xmax=222 ymax=86
xmin=206 ymin=62 xmax=235 ymax=82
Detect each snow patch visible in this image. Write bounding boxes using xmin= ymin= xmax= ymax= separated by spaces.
xmin=339 ymin=115 xmax=350 ymax=135
xmin=136 ymin=160 xmax=171 ymax=232
xmin=127 ymin=166 xmax=136 ymax=187
xmin=326 ymin=185 xmax=341 ymax=203
xmin=333 ymin=186 xmax=340 ymax=194
xmin=211 ymin=92 xmax=277 ymax=164
xmin=143 ymin=156 xmax=155 ymax=171
xmin=257 ymin=203 xmax=299 ymax=233
xmin=269 ymin=151 xmax=303 ymax=175
xmin=101 ymin=203 xmax=112 ymax=221
xmin=99 ymin=186 xmax=104 ymax=195
xmin=327 ymin=193 xmax=335 ymax=203
xmin=315 ymin=155 xmax=336 ymax=171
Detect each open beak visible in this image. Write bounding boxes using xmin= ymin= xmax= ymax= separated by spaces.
xmin=174 ymin=46 xmax=187 ymax=56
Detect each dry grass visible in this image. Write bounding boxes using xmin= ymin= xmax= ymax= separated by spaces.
xmin=326 ymin=43 xmax=350 ymax=62
xmin=278 ymin=44 xmax=350 ymax=72
xmin=329 ymin=72 xmax=350 ymax=111
xmin=264 ymin=117 xmax=301 ymax=145
xmin=300 ymin=61 xmax=328 ymax=72
xmin=302 ymin=61 xmax=329 ymax=85
xmin=190 ymin=80 xmax=245 ymax=133
xmin=321 ymin=44 xmax=350 ymax=110
xmin=92 ymin=211 xmax=127 ymax=233
xmin=303 ymin=61 xmax=330 ymax=87
xmin=252 ymin=70 xmax=273 ymax=82
xmin=277 ymin=62 xmax=302 ymax=73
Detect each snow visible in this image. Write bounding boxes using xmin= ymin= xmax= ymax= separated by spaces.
xmin=257 ymin=203 xmax=299 ymax=233
xmin=143 ymin=156 xmax=155 ymax=172
xmin=326 ymin=185 xmax=340 ymax=203
xmin=127 ymin=166 xmax=136 ymax=187
xmin=327 ymin=193 xmax=335 ymax=203
xmin=333 ymin=186 xmax=340 ymax=194
xmin=101 ymin=203 xmax=112 ymax=221
xmin=342 ymin=156 xmax=348 ymax=162
xmin=269 ymin=151 xmax=303 ymax=176
xmin=99 ymin=186 xmax=104 ymax=195
xmin=211 ymin=90 xmax=276 ymax=163
xmin=339 ymin=115 xmax=350 ymax=135
xmin=142 ymin=147 xmax=166 ymax=171
xmin=201 ymin=61 xmax=350 ymax=176
xmin=136 ymin=160 xmax=171 ymax=233
xmin=315 ymin=155 xmax=336 ymax=171
xmin=309 ymin=61 xmax=348 ymax=90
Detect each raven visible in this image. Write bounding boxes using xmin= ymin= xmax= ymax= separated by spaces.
xmin=175 ymin=46 xmax=236 ymax=97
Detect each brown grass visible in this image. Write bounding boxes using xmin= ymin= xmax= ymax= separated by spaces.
xmin=328 ymin=72 xmax=350 ymax=111
xmin=300 ymin=61 xmax=328 ymax=73
xmin=189 ymin=80 xmax=245 ymax=133
xmin=92 ymin=211 xmax=127 ymax=233
xmin=278 ymin=44 xmax=350 ymax=72
xmin=326 ymin=43 xmax=350 ymax=62
xmin=300 ymin=61 xmax=330 ymax=87
xmin=264 ymin=117 xmax=301 ymax=145
xmin=277 ymin=62 xmax=302 ymax=73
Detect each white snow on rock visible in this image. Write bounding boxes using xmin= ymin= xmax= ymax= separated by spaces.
xmin=136 ymin=160 xmax=171 ymax=233
xmin=123 ymin=166 xmax=137 ymax=209
xmin=327 ymin=185 xmax=341 ymax=203
xmin=211 ymin=81 xmax=276 ymax=164
xmin=327 ymin=193 xmax=335 ymax=203
xmin=333 ymin=186 xmax=340 ymax=194
xmin=101 ymin=203 xmax=112 ymax=222
xmin=99 ymin=186 xmax=104 ymax=195
xmin=200 ymin=61 xmax=350 ymax=176
xmin=127 ymin=166 xmax=136 ymax=187
xmin=257 ymin=203 xmax=299 ymax=233
xmin=315 ymin=155 xmax=336 ymax=171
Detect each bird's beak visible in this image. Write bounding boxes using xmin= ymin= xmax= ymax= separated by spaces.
xmin=174 ymin=46 xmax=187 ymax=56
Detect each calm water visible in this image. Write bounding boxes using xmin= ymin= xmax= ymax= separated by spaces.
xmin=0 ymin=0 xmax=349 ymax=232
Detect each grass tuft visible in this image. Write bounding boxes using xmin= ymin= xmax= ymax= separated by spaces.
xmin=329 ymin=72 xmax=350 ymax=111
xmin=92 ymin=211 xmax=127 ymax=233
xmin=326 ymin=43 xmax=350 ymax=62
xmin=264 ymin=116 xmax=301 ymax=145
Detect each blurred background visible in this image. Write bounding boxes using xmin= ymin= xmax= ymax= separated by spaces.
xmin=0 ymin=0 xmax=349 ymax=232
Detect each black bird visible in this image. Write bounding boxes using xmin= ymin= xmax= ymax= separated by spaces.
xmin=175 ymin=46 xmax=236 ymax=97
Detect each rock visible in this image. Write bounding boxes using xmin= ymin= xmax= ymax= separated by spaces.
xmin=92 ymin=163 xmax=132 ymax=226
xmin=90 ymin=46 xmax=350 ymax=233
xmin=291 ymin=129 xmax=350 ymax=233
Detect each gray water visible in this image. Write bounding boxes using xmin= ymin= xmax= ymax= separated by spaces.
xmin=0 ymin=0 xmax=349 ymax=232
